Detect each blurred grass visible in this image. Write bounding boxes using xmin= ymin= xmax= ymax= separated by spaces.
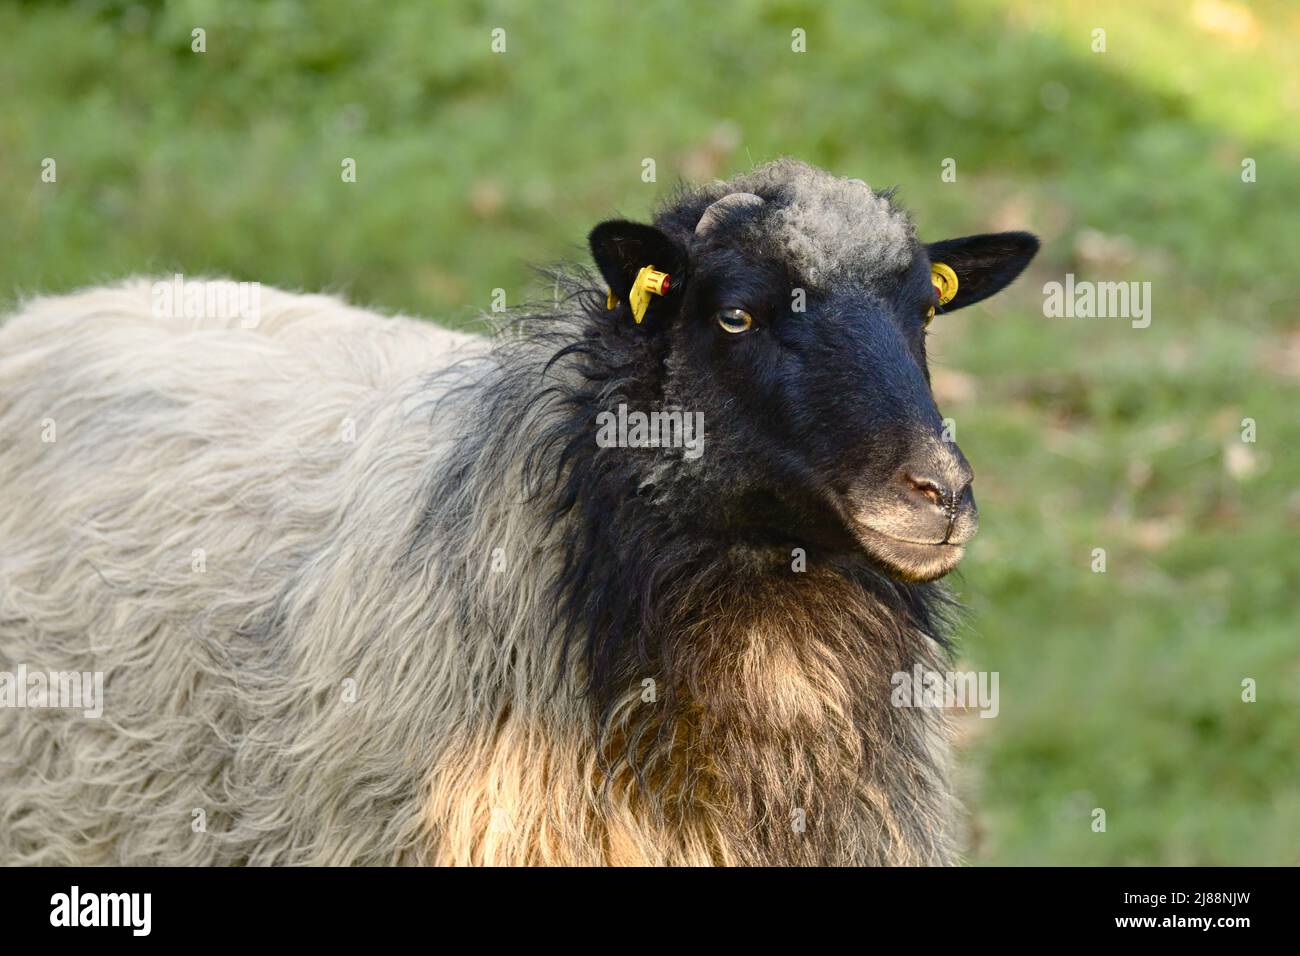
xmin=1 ymin=0 xmax=1297 ymax=864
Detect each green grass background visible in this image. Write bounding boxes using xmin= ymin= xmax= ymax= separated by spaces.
xmin=2 ymin=0 xmax=1296 ymax=864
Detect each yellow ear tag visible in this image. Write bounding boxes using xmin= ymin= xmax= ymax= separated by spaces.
xmin=931 ymin=262 xmax=959 ymax=306
xmin=606 ymin=289 xmax=618 ymax=310
xmin=629 ymin=265 xmax=670 ymax=324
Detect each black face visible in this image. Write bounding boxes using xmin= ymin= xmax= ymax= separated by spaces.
xmin=589 ymin=183 xmax=1038 ymax=583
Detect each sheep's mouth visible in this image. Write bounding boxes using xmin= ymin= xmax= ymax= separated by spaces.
xmin=823 ymin=480 xmax=977 ymax=583
xmin=850 ymin=524 xmax=967 ymax=582
xmin=736 ymin=484 xmax=970 ymax=582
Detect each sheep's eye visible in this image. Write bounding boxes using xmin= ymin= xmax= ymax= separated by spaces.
xmin=924 ymin=304 xmax=937 ymax=326
xmin=716 ymin=308 xmax=753 ymax=334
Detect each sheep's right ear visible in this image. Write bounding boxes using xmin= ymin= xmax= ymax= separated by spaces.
xmin=588 ymin=220 xmax=687 ymax=306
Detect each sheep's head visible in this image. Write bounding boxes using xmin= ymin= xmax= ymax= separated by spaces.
xmin=588 ymin=160 xmax=1037 ymax=583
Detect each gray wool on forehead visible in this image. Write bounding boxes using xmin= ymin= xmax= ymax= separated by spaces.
xmin=704 ymin=159 xmax=917 ymax=286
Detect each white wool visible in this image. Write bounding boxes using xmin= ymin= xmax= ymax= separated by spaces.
xmin=0 ymin=279 xmax=488 ymax=863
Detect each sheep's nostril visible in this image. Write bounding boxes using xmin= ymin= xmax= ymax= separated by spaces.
xmin=906 ymin=474 xmax=948 ymax=508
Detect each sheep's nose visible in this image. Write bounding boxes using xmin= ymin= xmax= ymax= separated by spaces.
xmin=901 ymin=437 xmax=973 ymax=507
xmin=899 ymin=449 xmax=977 ymax=543
xmin=904 ymin=470 xmax=972 ymax=511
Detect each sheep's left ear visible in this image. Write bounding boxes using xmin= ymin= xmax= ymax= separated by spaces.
xmin=589 ymin=220 xmax=687 ymax=306
xmin=925 ymin=232 xmax=1039 ymax=311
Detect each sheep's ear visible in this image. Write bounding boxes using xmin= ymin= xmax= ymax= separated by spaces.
xmin=589 ymin=220 xmax=687 ymax=305
xmin=925 ymin=232 xmax=1039 ymax=311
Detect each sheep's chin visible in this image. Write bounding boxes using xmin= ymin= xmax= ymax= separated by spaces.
xmin=848 ymin=523 xmax=966 ymax=583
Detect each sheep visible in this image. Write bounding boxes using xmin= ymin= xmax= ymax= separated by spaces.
xmin=0 ymin=159 xmax=1038 ymax=866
